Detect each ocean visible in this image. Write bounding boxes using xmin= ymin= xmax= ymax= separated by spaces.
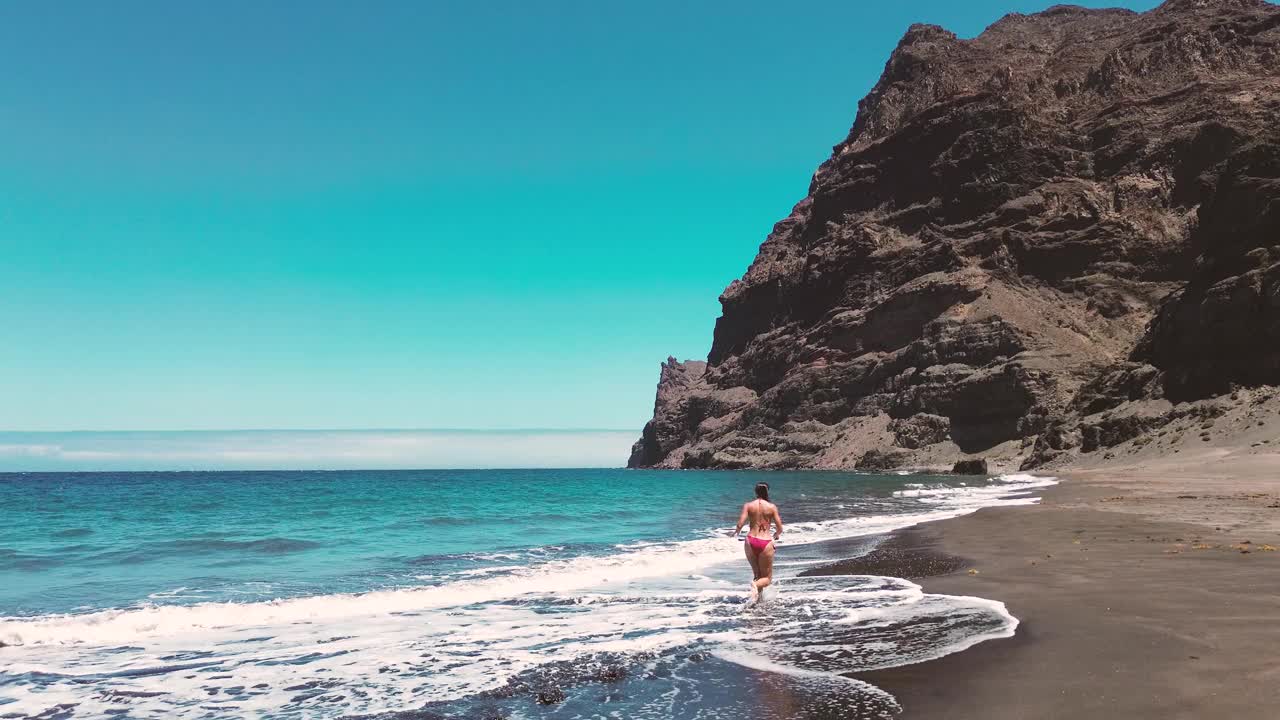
xmin=0 ymin=469 xmax=1054 ymax=719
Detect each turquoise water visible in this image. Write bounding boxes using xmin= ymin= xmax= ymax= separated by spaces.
xmin=0 ymin=469 xmax=1053 ymax=719
xmin=3 ymin=469 xmax=932 ymax=614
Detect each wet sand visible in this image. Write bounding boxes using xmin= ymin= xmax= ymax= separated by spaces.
xmin=855 ymin=451 xmax=1280 ymax=719
xmin=799 ymin=529 xmax=966 ymax=580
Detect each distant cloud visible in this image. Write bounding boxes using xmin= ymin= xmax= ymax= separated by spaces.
xmin=0 ymin=430 xmax=638 ymax=471
xmin=0 ymin=444 xmax=63 ymax=458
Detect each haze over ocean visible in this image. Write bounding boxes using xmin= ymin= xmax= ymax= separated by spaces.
xmin=0 ymin=430 xmax=636 ymax=472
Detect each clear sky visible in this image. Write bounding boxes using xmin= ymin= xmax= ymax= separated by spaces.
xmin=1 ymin=0 xmax=1162 ymax=433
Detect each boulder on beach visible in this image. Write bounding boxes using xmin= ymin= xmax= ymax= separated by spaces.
xmin=952 ymin=459 xmax=989 ymax=475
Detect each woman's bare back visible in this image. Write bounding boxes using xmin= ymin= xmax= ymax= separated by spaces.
xmin=744 ymin=499 xmax=779 ymax=538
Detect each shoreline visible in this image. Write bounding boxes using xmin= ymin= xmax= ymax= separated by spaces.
xmin=847 ymin=453 xmax=1280 ymax=718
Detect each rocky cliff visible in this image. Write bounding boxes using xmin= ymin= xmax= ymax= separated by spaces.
xmin=630 ymin=0 xmax=1280 ymax=472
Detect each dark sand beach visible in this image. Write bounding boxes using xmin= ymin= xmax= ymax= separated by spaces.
xmin=844 ymin=449 xmax=1280 ymax=719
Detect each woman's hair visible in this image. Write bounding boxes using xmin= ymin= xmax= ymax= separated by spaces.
xmin=754 ymin=482 xmax=769 ymax=500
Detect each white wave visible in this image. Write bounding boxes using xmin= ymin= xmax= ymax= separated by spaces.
xmin=1 ymin=473 xmax=1054 ymax=649
xmin=469 ymin=551 xmax=521 ymax=561
xmin=892 ymin=472 xmax=1056 ymax=505
xmin=0 ymin=532 xmax=841 ymax=648
xmin=1 ymin=576 xmax=1015 ymax=719
xmin=450 ymin=564 xmax=524 ymax=578
xmin=144 ymin=586 xmax=191 ymax=600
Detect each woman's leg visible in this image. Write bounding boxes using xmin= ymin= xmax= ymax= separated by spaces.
xmin=743 ymin=539 xmax=761 ymax=580
xmin=753 ymin=542 xmax=775 ymax=591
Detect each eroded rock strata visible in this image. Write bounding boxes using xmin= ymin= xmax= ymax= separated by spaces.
xmin=630 ymin=0 xmax=1280 ymax=471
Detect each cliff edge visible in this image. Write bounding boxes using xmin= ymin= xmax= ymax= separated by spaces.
xmin=630 ymin=0 xmax=1280 ymax=471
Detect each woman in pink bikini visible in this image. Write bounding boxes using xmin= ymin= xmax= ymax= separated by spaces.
xmin=732 ymin=481 xmax=783 ymax=602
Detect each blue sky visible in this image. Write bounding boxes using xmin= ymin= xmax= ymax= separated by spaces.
xmin=1 ymin=0 xmax=1162 ymax=434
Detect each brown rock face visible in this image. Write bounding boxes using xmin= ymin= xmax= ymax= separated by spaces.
xmin=630 ymin=0 xmax=1280 ymax=471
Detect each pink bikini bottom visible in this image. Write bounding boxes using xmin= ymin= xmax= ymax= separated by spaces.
xmin=746 ymin=535 xmax=772 ymax=552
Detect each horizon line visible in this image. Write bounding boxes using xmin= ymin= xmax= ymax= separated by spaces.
xmin=0 ymin=427 xmax=642 ymax=435
xmin=0 ymin=466 xmax=636 ymax=474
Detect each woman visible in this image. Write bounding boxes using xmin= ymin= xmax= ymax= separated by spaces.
xmin=731 ymin=481 xmax=783 ymax=602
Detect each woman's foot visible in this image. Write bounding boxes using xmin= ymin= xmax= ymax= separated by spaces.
xmin=749 ymin=582 xmax=759 ymax=603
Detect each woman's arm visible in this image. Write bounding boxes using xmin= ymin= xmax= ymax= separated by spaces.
xmin=731 ymin=503 xmax=749 ymax=537
xmin=772 ymin=506 xmax=783 ymax=540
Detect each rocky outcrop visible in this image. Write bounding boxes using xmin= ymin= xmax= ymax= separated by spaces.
xmin=630 ymin=0 xmax=1280 ymax=471
xmin=952 ymin=459 xmax=990 ymax=475
xmin=627 ymin=358 xmax=712 ymax=468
